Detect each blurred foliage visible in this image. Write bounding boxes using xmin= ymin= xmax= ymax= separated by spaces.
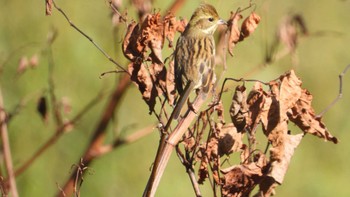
xmin=0 ymin=0 xmax=349 ymax=196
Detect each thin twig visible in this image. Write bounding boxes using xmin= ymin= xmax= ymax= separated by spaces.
xmin=0 ymin=88 xmax=19 ymax=197
xmin=96 ymin=124 xmax=156 ymax=156
xmin=317 ymin=64 xmax=350 ymax=117
xmin=47 ymin=40 xmax=63 ymax=127
xmin=52 ymin=0 xmax=128 ymax=74
xmin=217 ymin=77 xmax=270 ymax=102
xmin=109 ymin=1 xmax=127 ymax=23
xmin=175 ymin=146 xmax=202 ymax=197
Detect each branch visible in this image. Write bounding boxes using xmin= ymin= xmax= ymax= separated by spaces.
xmin=175 ymin=146 xmax=202 ymax=197
xmin=47 ymin=39 xmax=63 ymax=126
xmin=51 ymin=0 xmax=128 ymax=74
xmin=143 ymin=93 xmax=207 ymax=197
xmin=0 ymin=88 xmax=19 ymax=197
xmin=317 ymin=64 xmax=350 ymax=117
xmin=96 ymin=124 xmax=156 ymax=156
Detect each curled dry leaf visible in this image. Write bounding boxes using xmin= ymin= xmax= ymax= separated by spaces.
xmin=163 ymin=13 xmax=187 ymax=48
xmin=142 ymin=13 xmax=164 ymax=64
xmin=197 ymin=128 xmax=220 ymax=184
xmin=122 ymin=21 xmax=140 ymax=61
xmin=227 ymin=12 xmax=243 ymax=56
xmin=221 ymin=153 xmax=267 ymax=197
xmin=215 ymin=101 xmax=225 ymax=125
xmin=128 ymin=62 xmax=156 ymax=111
xmin=268 ymin=133 xmax=304 ymax=184
xmin=46 ymin=0 xmax=53 ymax=16
xmin=247 ymin=82 xmax=266 ymax=132
xmin=218 ymin=123 xmax=244 ymax=156
xmin=250 ymin=70 xmax=337 ymax=186
xmin=240 ymin=12 xmax=261 ymax=41
xmin=123 ymin=12 xmax=187 ymax=110
xmin=230 ymin=85 xmax=248 ymax=132
xmin=288 ymin=89 xmax=338 ymax=144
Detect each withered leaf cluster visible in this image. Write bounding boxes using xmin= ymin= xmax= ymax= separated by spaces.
xmin=122 ymin=12 xmax=186 ymax=111
xmin=226 ymin=12 xmax=261 ymax=56
xmin=182 ymin=70 xmax=337 ymax=197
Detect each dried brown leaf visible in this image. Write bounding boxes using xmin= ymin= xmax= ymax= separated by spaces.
xmin=227 ymin=12 xmax=243 ymax=56
xmin=247 ymin=82 xmax=266 ymax=131
xmin=215 ymin=101 xmax=225 ymax=125
xmin=46 ymin=0 xmax=53 ymax=16
xmin=218 ymin=123 xmax=244 ymax=156
xmin=163 ymin=13 xmax=187 ymax=48
xmin=197 ymin=146 xmax=209 ymax=184
xmin=143 ymin=13 xmax=164 ymax=63
xmin=122 ymin=21 xmax=141 ymax=61
xmin=166 ymin=60 xmax=176 ymax=105
xmin=268 ymin=133 xmax=303 ymax=184
xmin=230 ymin=85 xmax=248 ymax=132
xmin=288 ymin=89 xmax=338 ymax=143
xmin=128 ymin=62 xmax=156 ymax=111
xmin=240 ymin=12 xmax=261 ymax=40
xmin=221 ymin=160 xmax=265 ymax=197
xmin=278 ymin=70 xmax=302 ymax=116
xmin=123 ymin=13 xmax=181 ymax=110
xmin=197 ymin=131 xmax=220 ymax=184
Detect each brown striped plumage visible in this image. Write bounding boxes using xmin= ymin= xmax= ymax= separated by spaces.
xmin=173 ymin=4 xmax=226 ymax=119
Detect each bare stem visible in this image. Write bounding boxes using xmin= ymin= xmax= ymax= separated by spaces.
xmin=318 ymin=64 xmax=350 ymax=117
xmin=143 ymin=93 xmax=207 ymax=197
xmin=0 ymin=88 xmax=19 ymax=197
xmin=175 ymin=146 xmax=202 ymax=197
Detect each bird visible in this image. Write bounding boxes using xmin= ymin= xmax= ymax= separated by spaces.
xmin=173 ymin=3 xmax=226 ymax=119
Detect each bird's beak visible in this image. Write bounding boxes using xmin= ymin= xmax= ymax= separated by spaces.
xmin=218 ymin=19 xmax=227 ymax=25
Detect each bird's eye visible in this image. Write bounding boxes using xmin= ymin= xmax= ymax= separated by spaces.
xmin=208 ymin=17 xmax=214 ymax=22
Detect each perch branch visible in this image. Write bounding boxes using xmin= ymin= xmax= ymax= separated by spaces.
xmin=143 ymin=93 xmax=207 ymax=197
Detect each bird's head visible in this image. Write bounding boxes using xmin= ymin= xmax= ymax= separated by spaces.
xmin=186 ymin=4 xmax=226 ymax=36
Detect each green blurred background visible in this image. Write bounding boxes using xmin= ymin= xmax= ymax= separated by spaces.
xmin=0 ymin=0 xmax=349 ymax=196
